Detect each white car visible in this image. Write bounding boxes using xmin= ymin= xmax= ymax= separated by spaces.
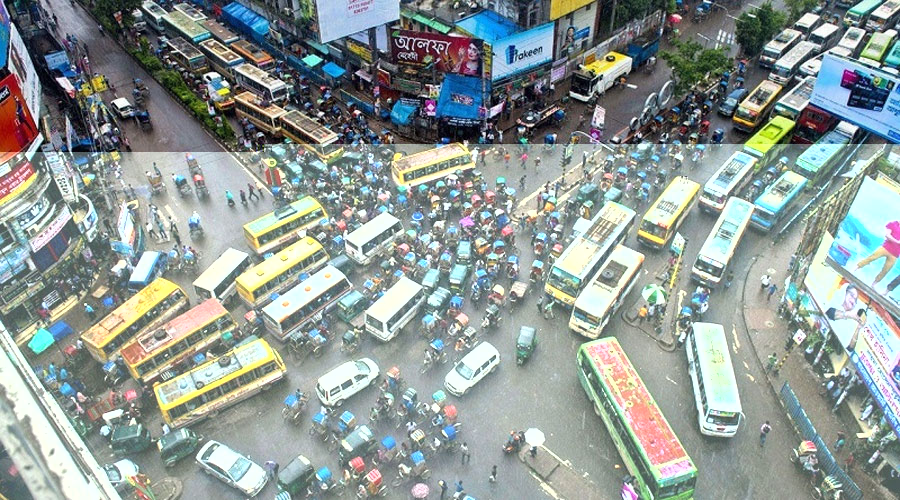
xmin=315 ymin=358 xmax=380 ymax=406
xmin=110 ymin=97 xmax=135 ymax=118
xmin=103 ymin=459 xmax=139 ymax=492
xmin=195 ymin=440 xmax=267 ymax=497
xmin=444 ymin=342 xmax=500 ymax=396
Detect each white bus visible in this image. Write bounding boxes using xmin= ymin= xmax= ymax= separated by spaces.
xmin=691 ymin=197 xmax=755 ymax=287
xmin=868 ymin=0 xmax=900 ymax=32
xmin=569 ymin=245 xmax=645 ymax=339
xmin=199 ymin=39 xmax=244 ymax=79
xmin=774 ymin=75 xmax=816 ymax=120
xmin=232 ymin=63 xmax=289 ymax=103
xmin=261 ymin=266 xmax=352 ymax=341
xmin=141 ymin=1 xmax=167 ymax=33
xmin=192 ymin=248 xmax=251 ymax=304
xmin=808 ymin=23 xmax=842 ymax=53
xmin=760 ymin=28 xmax=802 ymax=68
xmin=838 ymin=27 xmax=868 ymax=57
xmin=769 ymin=41 xmax=818 ymax=85
xmin=698 ymin=152 xmax=758 ymax=213
xmin=344 ymin=212 xmax=403 ymax=266
xmin=364 ymin=277 xmax=426 ymax=342
xmin=172 ymin=2 xmax=207 ymax=22
xmin=686 ymin=322 xmax=744 ymax=437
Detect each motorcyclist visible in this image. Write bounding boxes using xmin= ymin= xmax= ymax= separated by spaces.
xmin=188 ymin=211 xmax=201 ymax=231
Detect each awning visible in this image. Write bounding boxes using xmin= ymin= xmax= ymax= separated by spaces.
xmin=454 ymin=9 xmax=519 ymax=41
xmin=391 ymin=101 xmax=417 ymax=126
xmin=307 ymin=40 xmax=330 ymax=55
xmin=436 ymin=74 xmax=483 ymax=124
xmin=354 ymin=69 xmax=372 ymax=82
xmin=28 ymin=328 xmax=54 ymax=354
xmin=404 ymin=10 xmax=453 ymax=34
xmin=322 ymin=62 xmax=346 ymax=79
xmin=221 ymin=2 xmax=269 ymax=39
xmin=302 ymin=54 xmax=323 ymax=67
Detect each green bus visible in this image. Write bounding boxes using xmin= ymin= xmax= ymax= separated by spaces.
xmin=844 ymin=0 xmax=884 ymax=27
xmin=685 ymin=323 xmax=743 ymax=437
xmin=577 ymin=338 xmax=697 ymax=499
xmin=861 ymin=29 xmax=898 ymax=65
xmin=885 ymin=40 xmax=900 ymax=70
xmin=743 ymin=115 xmax=795 ymax=167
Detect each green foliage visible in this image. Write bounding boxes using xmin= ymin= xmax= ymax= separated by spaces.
xmin=659 ymin=39 xmax=732 ymax=95
xmin=784 ymin=0 xmax=819 ymax=22
xmin=735 ymin=2 xmax=787 ymax=57
xmin=667 ymin=0 xmax=678 ymax=14
xmin=615 ymin=0 xmax=665 ymax=29
xmin=90 ymin=0 xmax=142 ymax=31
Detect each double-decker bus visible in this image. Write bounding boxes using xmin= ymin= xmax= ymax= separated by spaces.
xmin=172 ymin=2 xmax=207 ymax=22
xmin=774 ymin=75 xmax=815 ymax=121
xmin=760 ymin=28 xmax=802 ymax=68
xmin=751 ymin=171 xmax=809 ymax=231
xmin=845 ymin=0 xmax=884 ymax=27
xmin=162 ymin=10 xmax=210 ymax=44
xmin=199 ymin=39 xmax=243 ymax=79
xmin=279 ymin=110 xmax=345 ymax=164
xmin=685 ymin=323 xmax=744 ymax=437
xmin=546 ymin=202 xmax=636 ymax=307
xmin=234 ymin=91 xmax=286 ymax=136
xmin=81 ymin=278 xmax=190 ymax=363
xmin=166 ymin=36 xmax=208 ymax=74
xmin=867 ymin=0 xmax=900 ymax=31
xmin=577 ymin=338 xmax=698 ymax=499
xmin=743 ymin=115 xmax=795 ymax=167
xmin=235 ymin=236 xmax=329 ymax=308
xmin=569 ymin=245 xmax=645 ymax=338
xmin=637 ymin=176 xmax=700 ymax=249
xmin=391 ymin=144 xmax=476 ymax=189
xmin=732 ymin=80 xmax=783 ymax=132
xmin=793 ymin=105 xmax=838 ymax=145
xmin=232 ymin=64 xmax=289 ymax=103
xmin=699 ymin=152 xmax=758 ymax=213
xmin=261 ymin=266 xmax=352 ymax=342
xmin=690 ymin=198 xmax=755 ymax=287
xmin=861 ymin=29 xmax=898 ymax=65
xmin=242 ymin=196 xmax=327 ymax=256
xmin=141 ymin=0 xmax=167 ymax=33
xmin=769 ymin=41 xmax=818 ymax=85
xmin=793 ymin=126 xmax=856 ymax=185
xmin=200 ymin=19 xmax=239 ymax=45
xmin=230 ymin=40 xmax=275 ymax=71
xmin=120 ymin=299 xmax=236 ymax=384
xmin=155 ymin=338 xmax=286 ymax=428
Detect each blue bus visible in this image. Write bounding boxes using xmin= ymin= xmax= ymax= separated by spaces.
xmin=128 ymin=251 xmax=168 ymax=291
xmin=751 ymin=171 xmax=809 ymax=231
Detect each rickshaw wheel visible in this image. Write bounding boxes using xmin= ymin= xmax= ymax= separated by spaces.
xmin=391 ymin=476 xmax=403 ymax=487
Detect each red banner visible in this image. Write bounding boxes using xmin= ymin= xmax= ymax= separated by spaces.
xmin=0 ymin=74 xmax=39 ymax=165
xmin=0 ymin=161 xmax=35 ymax=206
xmin=391 ymin=30 xmax=483 ymax=77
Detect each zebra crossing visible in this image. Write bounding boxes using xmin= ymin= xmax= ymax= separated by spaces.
xmin=714 ymin=29 xmax=735 ymax=50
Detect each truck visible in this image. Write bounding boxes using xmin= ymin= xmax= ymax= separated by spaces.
xmin=203 ymin=72 xmax=234 ymax=112
xmin=626 ymin=35 xmax=660 ymax=69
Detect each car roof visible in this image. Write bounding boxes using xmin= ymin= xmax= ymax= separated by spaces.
xmin=463 ymin=341 xmax=498 ymax=363
xmin=111 ymin=97 xmax=132 ymax=107
xmin=728 ymin=88 xmax=747 ymax=98
xmin=200 ymin=440 xmax=239 ymax=465
xmin=318 ymin=359 xmax=367 ymax=387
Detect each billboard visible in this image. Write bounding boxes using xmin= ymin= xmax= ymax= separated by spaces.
xmin=314 ymin=0 xmax=400 ymax=44
xmin=9 ymin=23 xmax=41 ymax=121
xmin=0 ymin=2 xmax=10 ymax=68
xmin=0 ymin=75 xmax=39 ymax=166
xmin=550 ymin=0 xmax=594 ymax=19
xmin=391 ymin=30 xmax=483 ymax=76
xmin=810 ymin=54 xmax=900 ymax=142
xmin=491 ymin=23 xmax=554 ymax=81
xmin=0 ymin=161 xmax=36 ymax=207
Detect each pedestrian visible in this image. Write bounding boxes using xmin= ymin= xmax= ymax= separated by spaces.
xmin=766 ymin=283 xmax=778 ymax=301
xmin=461 ymin=442 xmax=470 ymax=464
xmin=759 ymin=420 xmax=771 ymax=447
xmin=157 ymin=221 xmax=168 ymax=242
xmin=489 ymin=464 xmax=497 ymax=483
xmin=537 ymin=295 xmax=544 ymax=314
xmin=173 ymin=229 xmax=182 ymax=247
xmin=535 ymin=156 xmax=542 ymax=170
xmin=529 ymin=446 xmax=538 ymax=458
xmin=520 ymin=153 xmax=528 ymax=169
xmin=519 ymin=174 xmax=526 ymax=190
xmin=439 ymin=479 xmax=448 ymax=500
xmin=240 ymin=189 xmax=248 ymax=205
xmin=84 ymin=303 xmax=96 ymax=321
xmin=543 ymin=300 xmax=555 ymax=320
xmin=455 ymin=480 xmax=464 ymax=494
xmin=263 ymin=460 xmax=278 ymax=480
xmin=638 ymin=305 xmax=648 ymax=323
xmin=835 ymin=431 xmax=846 ymax=451
xmin=247 ymin=182 xmax=259 ymax=201
xmin=765 ymin=353 xmax=778 ymax=373
xmin=145 ymin=221 xmax=157 ymax=241
xmin=760 ymin=273 xmax=771 ymax=290
xmin=725 ymin=271 xmax=734 ymax=288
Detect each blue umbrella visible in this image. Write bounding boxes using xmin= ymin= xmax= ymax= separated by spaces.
xmin=102 ymin=296 xmax=114 ymax=308
xmin=398 ymin=194 xmax=408 ymax=205
xmin=412 ymin=211 xmax=424 ymax=222
xmin=378 ymin=205 xmax=388 ymax=213
xmin=651 ymin=155 xmax=660 ymax=163
xmin=505 ymin=187 xmax=517 ymax=197
xmin=617 ymin=166 xmax=629 ymax=176
xmin=637 ymin=171 xmax=647 ymax=180
xmin=642 ymin=182 xmax=652 ymax=191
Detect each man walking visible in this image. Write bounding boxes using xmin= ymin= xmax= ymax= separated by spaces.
xmin=489 ymin=464 xmax=498 ymax=483
xmin=145 ymin=221 xmax=157 ymax=242
xmin=247 ymin=182 xmax=260 ymax=201
xmin=84 ymin=302 xmax=96 ymax=321
xmin=767 ymin=283 xmax=778 ymax=302
xmin=759 ymin=421 xmax=772 ymax=447
xmin=460 ymin=442 xmax=471 ymax=464
xmin=263 ymin=460 xmax=278 ymax=480
xmin=438 ymin=479 xmax=448 ymax=500
xmin=765 ymin=353 xmax=778 ymax=373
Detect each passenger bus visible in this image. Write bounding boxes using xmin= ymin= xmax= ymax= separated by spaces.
xmin=743 ymin=115 xmax=795 ymax=167
xmin=569 ymin=245 xmax=645 ymax=338
xmin=760 ymin=28 xmax=802 ymax=68
xmin=690 ymin=198 xmax=755 ymax=287
xmin=838 ymin=27 xmax=868 ymax=57
xmin=577 ymin=338 xmax=698 ymax=499
xmin=230 ymin=40 xmax=276 ymax=71
xmin=81 ymin=278 xmax=190 ymax=363
xmin=793 ymin=126 xmax=856 ymax=185
xmin=774 ymin=75 xmax=815 ymax=121
xmin=120 ymin=299 xmax=236 ymax=384
xmin=845 ymin=0 xmax=884 ymax=27
xmin=162 ymin=11 xmax=210 ymax=44
xmin=546 ymin=202 xmax=636 ymax=307
xmin=172 ymin=2 xmax=207 ymax=22
xmin=733 ymin=80 xmax=783 ymax=132
xmin=141 ymin=0 xmax=167 ymax=33
xmin=637 ymin=176 xmax=700 ymax=249
xmin=232 ymin=64 xmax=289 ymax=103
xmin=193 ymin=247 xmax=252 ymax=304
xmin=365 ymin=277 xmax=426 ymax=341
xmin=242 ymin=196 xmax=327 ymax=256
xmin=279 ymin=110 xmax=345 ymax=164
xmin=234 ymin=91 xmax=287 ymax=136
xmin=808 ymin=23 xmax=842 ymax=53
xmin=344 ymin=212 xmax=403 ymax=266
xmin=261 ymin=266 xmax=352 ymax=342
xmin=886 ymin=40 xmax=900 ymax=69
xmin=751 ymin=171 xmax=809 ymax=231
xmin=793 ymin=104 xmax=838 ymax=145
xmin=155 ymin=338 xmax=286 ymax=428
xmin=166 ymin=36 xmax=208 ymax=74
xmin=769 ymin=41 xmax=818 ymax=85
xmin=199 ymin=39 xmax=244 ymax=79
xmin=236 ymin=237 xmax=329 ymax=308
xmin=391 ymin=144 xmax=476 ymax=189
xmin=868 ymin=0 xmax=900 ymax=31
xmin=686 ymin=323 xmax=744 ymax=437
xmin=861 ymin=29 xmax=899 ymax=64
xmin=200 ymin=19 xmax=239 ymax=45
xmin=698 ymin=152 xmax=758 ymax=213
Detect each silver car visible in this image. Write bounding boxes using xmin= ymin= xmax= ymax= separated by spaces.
xmin=103 ymin=459 xmax=139 ymax=492
xmin=195 ymin=440 xmax=268 ymax=497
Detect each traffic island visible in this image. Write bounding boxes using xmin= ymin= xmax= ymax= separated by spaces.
xmin=518 ymin=445 xmax=605 ymax=500
xmin=149 ymin=477 xmax=182 ymax=500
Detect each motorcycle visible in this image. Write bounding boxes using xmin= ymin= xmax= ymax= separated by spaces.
xmin=502 ymin=430 xmax=525 ymax=455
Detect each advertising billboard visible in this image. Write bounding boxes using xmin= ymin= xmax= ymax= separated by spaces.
xmin=0 ymin=75 xmax=39 ymax=166
xmin=391 ymin=30 xmax=483 ymax=76
xmin=314 ymin=0 xmax=400 ymax=44
xmin=9 ymin=23 xmax=41 ymax=120
xmin=0 ymin=160 xmax=36 ymax=207
xmin=0 ymin=2 xmax=10 ymax=68
xmin=491 ymin=23 xmax=554 ymax=81
xmin=550 ymin=0 xmax=594 ymax=20
xmin=810 ymin=54 xmax=900 ymax=142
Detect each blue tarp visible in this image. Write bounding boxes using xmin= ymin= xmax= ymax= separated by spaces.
xmin=455 ymin=10 xmax=519 ymax=42
xmin=391 ymin=102 xmax=417 ymax=126
xmin=436 ymin=75 xmax=483 ymax=122
xmin=48 ymin=321 xmax=75 ymax=341
xmin=322 ymin=62 xmax=346 ymax=79
xmin=221 ymin=2 xmax=269 ymax=40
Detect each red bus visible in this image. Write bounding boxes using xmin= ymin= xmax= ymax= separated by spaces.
xmin=792 ymin=104 xmax=838 ymax=145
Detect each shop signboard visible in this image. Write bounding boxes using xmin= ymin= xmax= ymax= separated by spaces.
xmin=550 ymin=0 xmax=593 ymax=19
xmin=314 ymin=0 xmax=399 ymax=44
xmin=42 ymin=146 xmax=76 ymax=203
xmin=390 ymin=30 xmax=483 ymax=76
xmin=0 ymin=160 xmax=36 ymax=207
xmin=9 ymin=23 xmax=41 ymax=120
xmin=394 ymin=78 xmax=422 ymax=95
xmin=491 ymin=24 xmax=554 ymax=81
xmin=345 ymin=38 xmax=373 ymax=63
xmin=29 ymin=205 xmax=72 ymax=252
xmin=0 ymin=244 xmax=29 ymax=284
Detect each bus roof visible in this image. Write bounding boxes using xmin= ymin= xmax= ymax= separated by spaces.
xmin=644 ymin=177 xmax=701 ymax=227
xmin=755 ymin=171 xmax=808 ymax=212
xmin=244 ymin=196 xmax=321 ymax=235
xmin=744 ymin=116 xmax=795 ymax=157
xmin=119 ymin=299 xmax=229 ymax=366
xmin=704 ymin=152 xmax=757 ymax=198
xmin=281 ymin=110 xmax=339 ymax=145
xmin=573 ymin=245 xmax=644 ymax=309
xmin=795 ymin=141 xmax=845 ymax=176
xmin=173 ymin=2 xmax=206 ymax=21
xmin=262 ymin=266 xmax=347 ymax=322
xmin=142 ymin=0 xmax=166 ymax=16
xmin=233 ymin=64 xmax=285 ymax=87
xmin=740 ymin=80 xmax=783 ymax=112
xmin=581 ymin=52 xmax=631 ymax=75
xmin=167 ymin=37 xmax=204 ymax=60
xmin=886 ymin=40 xmax=900 ymax=68
xmin=82 ymin=278 xmax=181 ymax=346
xmin=778 ymin=76 xmax=815 ymax=112
xmin=366 ymin=277 xmax=423 ymax=322
xmin=699 ymin=198 xmax=754 ymax=263
xmin=775 ymin=41 xmax=818 ymax=67
xmin=872 ymin=0 xmax=900 ymax=17
xmin=193 ymin=248 xmax=250 ymax=292
xmin=163 ymin=11 xmax=209 ymax=40
xmin=584 ymin=338 xmax=695 ymax=475
xmin=862 ymin=30 xmax=898 ymax=61
xmin=236 ymin=237 xmax=323 ymax=289
xmin=768 ymin=28 xmax=801 ymax=47
xmin=346 ymin=212 xmax=400 ymax=248
xmin=199 ymin=39 xmax=242 ymax=65
xmin=555 ymin=202 xmax=635 ymax=275
xmin=392 ymin=144 xmax=470 ymax=173
xmin=691 ymin=323 xmax=743 ymax=412
xmin=231 ymin=40 xmax=272 ymax=62
xmin=155 ymin=338 xmax=275 ymax=406
xmin=200 ymin=19 xmax=239 ymax=44
xmin=850 ymin=0 xmax=883 ymax=13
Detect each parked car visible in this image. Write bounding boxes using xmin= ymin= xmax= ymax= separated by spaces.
xmin=195 ymin=440 xmax=268 ymax=497
xmin=110 ymin=97 xmax=135 ymax=118
xmin=315 ymin=358 xmax=380 ymax=406
xmin=444 ymin=342 xmax=500 ymax=396
xmin=103 ymin=459 xmax=139 ymax=492
xmin=717 ymin=88 xmax=749 ymax=117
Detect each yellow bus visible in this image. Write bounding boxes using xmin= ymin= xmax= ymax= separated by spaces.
xmin=154 ymin=337 xmax=286 ymax=428
xmin=230 ymin=40 xmax=275 ymax=71
xmin=391 ymin=144 xmax=475 ymax=189
xmin=235 ymin=236 xmax=329 ymax=308
xmin=280 ymin=110 xmax=345 ymax=164
xmin=637 ymin=176 xmax=701 ymax=249
xmin=242 ymin=196 xmax=328 ymax=256
xmin=234 ymin=91 xmax=286 ymax=136
xmin=81 ymin=278 xmax=190 ymax=363
xmin=732 ymin=80 xmax=784 ymax=132
xmin=569 ymin=245 xmax=645 ymax=338
xmin=119 ymin=299 xmax=236 ymax=384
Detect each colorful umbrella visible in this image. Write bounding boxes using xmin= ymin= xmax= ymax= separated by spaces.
xmin=460 ymin=217 xmax=475 ymax=228
xmin=411 ymin=483 xmax=429 ymax=499
xmin=641 ymin=284 xmax=668 ymax=305
xmin=669 ymin=13 xmax=682 ymax=23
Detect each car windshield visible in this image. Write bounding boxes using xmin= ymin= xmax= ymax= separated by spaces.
xmin=355 ymin=361 xmax=370 ymax=374
xmin=229 ymin=457 xmax=252 ymax=480
xmin=105 ymin=466 xmax=122 ymax=482
xmin=455 ymin=362 xmax=475 ymax=380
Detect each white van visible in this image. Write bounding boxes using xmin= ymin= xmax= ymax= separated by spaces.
xmin=794 ymin=13 xmax=823 ymax=39
xmin=838 ymin=27 xmax=867 ymax=57
xmin=315 ymin=358 xmax=380 ymax=406
xmin=444 ymin=342 xmax=500 ymax=396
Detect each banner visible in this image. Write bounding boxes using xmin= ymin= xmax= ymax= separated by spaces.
xmin=0 ymin=2 xmax=10 ymax=68
xmin=315 ymin=0 xmax=400 ymax=44
xmin=0 ymin=161 xmax=36 ymax=206
xmin=0 ymin=74 xmax=39 ymax=166
xmin=591 ymin=105 xmax=605 ymax=129
xmin=9 ymin=23 xmax=41 ymax=120
xmin=391 ymin=30 xmax=483 ymax=77
xmin=491 ymin=24 xmax=554 ymax=81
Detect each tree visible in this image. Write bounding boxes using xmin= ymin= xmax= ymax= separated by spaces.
xmin=659 ymin=39 xmax=732 ymax=95
xmin=784 ymin=0 xmax=819 ymax=21
xmin=735 ymin=2 xmax=787 ymax=57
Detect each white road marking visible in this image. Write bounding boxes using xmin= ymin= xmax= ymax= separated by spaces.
xmin=666 ymin=375 xmax=678 ymax=386
xmin=731 ymin=324 xmax=740 ymax=351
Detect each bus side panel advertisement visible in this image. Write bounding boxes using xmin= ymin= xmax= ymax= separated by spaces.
xmin=314 ymin=0 xmax=400 ymax=44
xmin=810 ymin=54 xmax=900 ymax=142
xmin=805 ymin=234 xmax=900 ymax=437
xmin=491 ymin=23 xmax=555 ymax=81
